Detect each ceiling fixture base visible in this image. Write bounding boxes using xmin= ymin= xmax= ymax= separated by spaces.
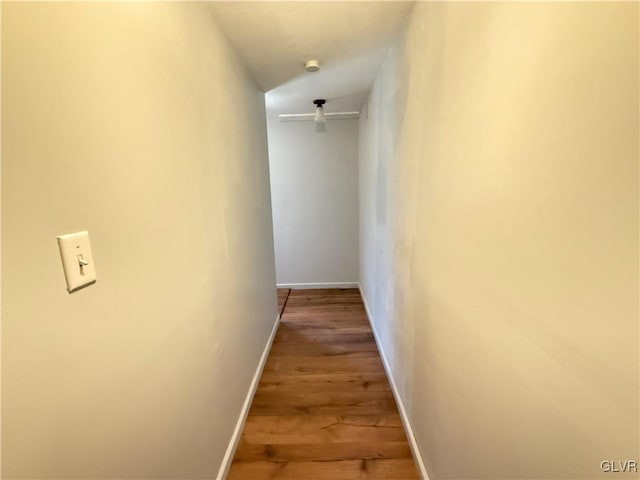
xmin=305 ymin=60 xmax=320 ymax=72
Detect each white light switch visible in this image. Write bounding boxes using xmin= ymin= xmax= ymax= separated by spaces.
xmin=57 ymin=231 xmax=97 ymax=292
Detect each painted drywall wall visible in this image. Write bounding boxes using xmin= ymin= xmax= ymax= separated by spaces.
xmin=359 ymin=2 xmax=639 ymax=479
xmin=2 ymin=3 xmax=277 ymax=479
xmin=267 ymin=115 xmax=359 ymax=286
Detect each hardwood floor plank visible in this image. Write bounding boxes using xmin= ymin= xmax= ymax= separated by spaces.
xmin=228 ymin=459 xmax=419 ymax=480
xmin=262 ymin=353 xmax=385 ymax=375
xmin=250 ymin=390 xmax=398 ymax=412
xmin=257 ymin=376 xmax=392 ymax=393
xmin=274 ymin=327 xmax=375 ymax=344
xmin=228 ymin=288 xmax=419 ymax=479
xmin=268 ymin=341 xmax=379 ymax=356
xmin=241 ymin=414 xmax=406 ymax=444
xmin=278 ymin=316 xmax=370 ymax=329
xmin=247 ymin=403 xmax=400 ymax=416
xmin=233 ymin=441 xmax=414 ymax=463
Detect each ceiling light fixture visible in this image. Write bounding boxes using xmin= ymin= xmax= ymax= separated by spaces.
xmin=313 ymin=99 xmax=326 ymax=123
xmin=278 ymin=112 xmax=360 ymax=122
xmin=305 ymin=59 xmax=320 ymax=72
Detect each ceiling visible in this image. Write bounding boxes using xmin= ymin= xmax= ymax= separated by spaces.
xmin=211 ymin=1 xmax=414 ymax=115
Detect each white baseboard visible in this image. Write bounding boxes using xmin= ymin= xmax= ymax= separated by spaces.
xmin=216 ymin=313 xmax=280 ymax=480
xmin=358 ymin=284 xmax=430 ymax=480
xmin=276 ymin=282 xmax=359 ymax=289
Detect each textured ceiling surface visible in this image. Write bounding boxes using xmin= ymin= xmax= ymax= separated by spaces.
xmin=211 ymin=1 xmax=414 ymax=114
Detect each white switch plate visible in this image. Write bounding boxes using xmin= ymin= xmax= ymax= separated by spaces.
xmin=57 ymin=231 xmax=96 ymax=292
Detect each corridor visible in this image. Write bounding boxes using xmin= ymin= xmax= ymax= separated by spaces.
xmin=228 ymin=289 xmax=419 ymax=479
xmin=2 ymin=2 xmax=637 ymax=479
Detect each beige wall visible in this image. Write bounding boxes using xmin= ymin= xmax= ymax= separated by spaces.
xmin=359 ymin=2 xmax=639 ymax=479
xmin=2 ymin=3 xmax=277 ymax=478
xmin=267 ymin=115 xmax=359 ymax=286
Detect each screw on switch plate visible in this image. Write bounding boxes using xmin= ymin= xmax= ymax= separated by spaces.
xmin=57 ymin=231 xmax=97 ymax=292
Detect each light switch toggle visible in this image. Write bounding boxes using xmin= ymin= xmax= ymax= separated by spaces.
xmin=57 ymin=231 xmax=97 ymax=292
xmin=78 ymin=254 xmax=89 ymax=275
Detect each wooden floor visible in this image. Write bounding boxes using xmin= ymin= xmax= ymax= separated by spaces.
xmin=228 ymin=288 xmax=420 ymax=480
